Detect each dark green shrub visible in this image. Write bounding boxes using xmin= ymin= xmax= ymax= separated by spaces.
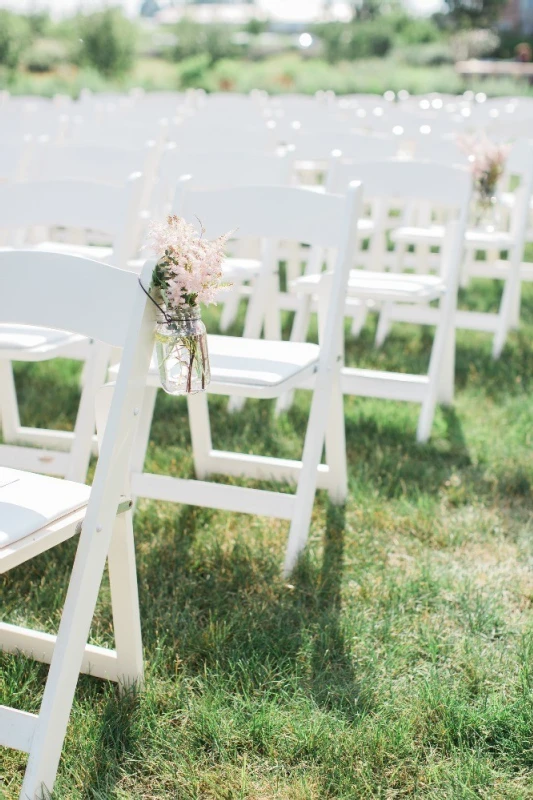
xmin=346 ymin=20 xmax=394 ymax=59
xmin=313 ymin=22 xmax=346 ymax=64
xmin=315 ymin=20 xmax=393 ymax=62
xmin=0 ymin=10 xmax=31 ymax=72
xmin=244 ymin=18 xmax=268 ymax=37
xmin=78 ymin=8 xmax=136 ymax=77
xmin=495 ymin=30 xmax=533 ymax=60
xmin=176 ymin=53 xmax=211 ymax=89
xmin=397 ymin=17 xmax=442 ymax=44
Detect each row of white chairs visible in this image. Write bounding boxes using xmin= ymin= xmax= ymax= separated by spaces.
xmin=0 ymin=162 xmax=466 ymax=793
xmin=2 ymin=126 xmax=532 ymax=363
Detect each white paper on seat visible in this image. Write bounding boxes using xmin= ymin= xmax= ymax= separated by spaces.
xmin=0 ymin=467 xmax=90 ymax=548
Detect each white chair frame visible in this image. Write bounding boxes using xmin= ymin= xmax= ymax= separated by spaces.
xmin=285 ymin=160 xmax=472 ymax=442
xmin=131 ymin=182 xmax=363 ymax=575
xmin=0 ymin=176 xmax=144 ymax=482
xmin=0 ymin=252 xmax=156 ymax=800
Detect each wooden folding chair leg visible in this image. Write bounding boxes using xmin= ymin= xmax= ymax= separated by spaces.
xmin=107 ymin=510 xmax=144 ymax=689
xmin=0 ymin=360 xmax=21 ymax=442
xmin=20 ymin=514 xmax=130 ymax=799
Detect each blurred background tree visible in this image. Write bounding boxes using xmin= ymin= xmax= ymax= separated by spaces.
xmin=444 ymin=0 xmax=507 ymax=29
xmin=78 ymin=8 xmax=137 ymax=77
xmin=0 ymin=10 xmax=31 ymax=73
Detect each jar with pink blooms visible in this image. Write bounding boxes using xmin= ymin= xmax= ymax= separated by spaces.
xmin=145 ymin=215 xmax=231 ymax=395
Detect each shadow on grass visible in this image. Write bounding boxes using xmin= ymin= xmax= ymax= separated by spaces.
xmin=81 ymin=686 xmax=142 ymax=799
xmin=135 ymin=498 xmax=373 ymax=726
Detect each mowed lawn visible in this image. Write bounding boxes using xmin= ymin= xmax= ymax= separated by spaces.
xmin=1 ymin=272 xmax=533 ymax=798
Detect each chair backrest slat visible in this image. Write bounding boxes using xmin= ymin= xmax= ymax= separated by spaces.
xmin=327 ymin=159 xmax=471 ymax=208
xmin=0 ymin=251 xmax=148 ymax=348
xmin=172 ymin=182 xmax=347 ymax=247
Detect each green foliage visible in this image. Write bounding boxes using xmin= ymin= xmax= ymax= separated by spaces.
xmin=243 ymin=17 xmax=269 ymax=36
xmin=445 ymin=0 xmax=507 ymax=29
xmin=354 ymin=0 xmax=382 ymax=21
xmin=0 ymin=10 xmax=31 ymax=72
xmin=317 ymin=10 xmax=443 ymax=63
xmin=4 ymin=53 xmax=533 ymax=99
xmin=395 ymin=15 xmax=442 ymax=45
xmin=176 ymin=53 xmax=211 ymax=89
xmin=495 ymin=30 xmax=533 ymax=60
xmin=27 ymin=11 xmax=51 ymax=37
xmin=315 ymin=19 xmax=394 ymax=62
xmin=77 ymin=8 xmax=137 ymax=77
xmin=172 ymin=19 xmax=239 ymax=66
xmin=347 ymin=19 xmax=394 ymax=58
xmin=401 ymin=42 xmax=454 ymax=67
xmin=23 ymin=38 xmax=68 ymax=73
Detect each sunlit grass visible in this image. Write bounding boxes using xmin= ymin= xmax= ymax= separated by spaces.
xmin=1 ymin=276 xmax=532 ymax=798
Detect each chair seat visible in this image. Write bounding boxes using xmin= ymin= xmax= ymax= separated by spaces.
xmin=0 ymin=467 xmax=90 ymax=550
xmin=0 ymin=324 xmax=87 ymax=360
xmin=392 ymin=225 xmax=512 ymax=250
xmin=295 ymin=270 xmax=444 ymax=302
xmin=143 ymin=334 xmax=320 ymax=399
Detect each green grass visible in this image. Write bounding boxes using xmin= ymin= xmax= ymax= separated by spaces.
xmin=1 ymin=274 xmax=533 ymax=798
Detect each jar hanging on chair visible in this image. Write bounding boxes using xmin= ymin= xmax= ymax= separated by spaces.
xmin=155 ymin=306 xmax=211 ymax=395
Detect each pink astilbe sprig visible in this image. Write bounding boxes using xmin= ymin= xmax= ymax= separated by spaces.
xmin=457 ymin=134 xmax=509 ymax=208
xmin=148 ymin=215 xmax=232 ymax=312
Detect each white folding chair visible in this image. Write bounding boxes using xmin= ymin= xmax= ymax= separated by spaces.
xmin=24 ymin=142 xmax=159 ymax=255
xmin=283 ymin=160 xmax=472 ymax=442
xmin=0 ymin=252 xmax=156 ymax=800
xmin=390 ymin=141 xmax=533 ymax=357
xmin=130 ymin=182 xmax=363 ymax=575
xmin=0 ymin=176 xmax=143 ymax=482
xmin=155 ymin=150 xmax=294 ymax=333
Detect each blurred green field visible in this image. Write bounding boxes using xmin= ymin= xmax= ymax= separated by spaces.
xmin=4 ymin=54 xmax=533 ymax=98
xmin=1 ymin=269 xmax=532 ymax=797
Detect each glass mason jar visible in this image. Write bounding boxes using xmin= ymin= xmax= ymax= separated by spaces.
xmin=474 ymin=194 xmax=501 ymax=233
xmin=155 ymin=307 xmax=211 ymax=395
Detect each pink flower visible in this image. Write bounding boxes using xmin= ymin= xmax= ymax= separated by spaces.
xmin=148 ymin=215 xmax=232 ymax=311
xmin=457 ymin=134 xmax=509 ymax=203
